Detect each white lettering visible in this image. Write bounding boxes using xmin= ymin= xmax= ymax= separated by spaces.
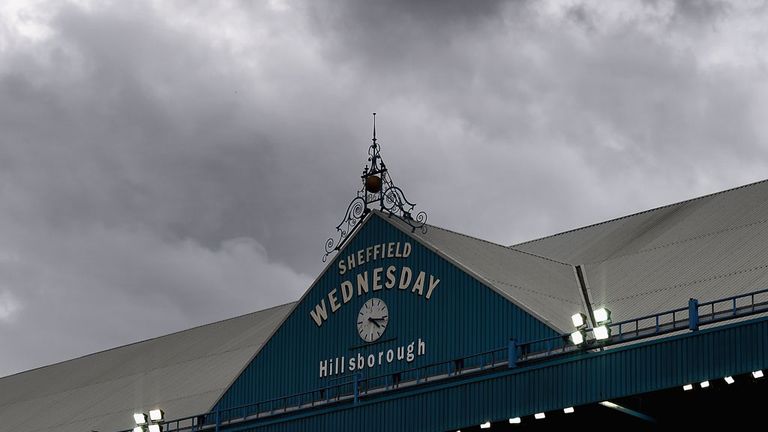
xmin=340 ymin=281 xmax=354 ymax=303
xmin=399 ymin=267 xmax=412 ymax=290
xmin=372 ymin=267 xmax=383 ymax=291
xmin=328 ymin=289 xmax=341 ymax=313
xmin=412 ymin=271 xmax=426 ymax=296
xmin=385 ymin=266 xmax=396 ymax=289
xmin=310 ymin=300 xmax=328 ymax=327
xmin=357 ymin=272 xmax=369 ymax=296
xmin=319 ymin=339 xmax=427 ymax=378
xmin=426 ymin=276 xmax=440 ymax=299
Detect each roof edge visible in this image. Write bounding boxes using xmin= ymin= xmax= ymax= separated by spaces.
xmin=0 ymin=301 xmax=298 ymax=382
xmin=512 ymin=178 xmax=768 ymax=248
xmin=374 ymin=211 xmax=568 ymax=334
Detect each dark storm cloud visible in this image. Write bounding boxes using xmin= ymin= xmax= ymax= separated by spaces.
xmin=1 ymin=0 xmax=768 ymax=376
xmin=304 ymin=0 xmax=768 ymax=241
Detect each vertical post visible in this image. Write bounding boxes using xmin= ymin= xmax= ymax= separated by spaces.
xmin=689 ymin=298 xmax=699 ymax=331
xmin=353 ymin=373 xmax=359 ymax=404
xmin=215 ymin=406 xmax=220 ymax=432
xmin=508 ymin=339 xmax=517 ymax=368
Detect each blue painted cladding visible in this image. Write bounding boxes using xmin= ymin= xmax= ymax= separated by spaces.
xmin=225 ymin=315 xmax=768 ymax=432
xmin=214 ymin=214 xmax=559 ymax=413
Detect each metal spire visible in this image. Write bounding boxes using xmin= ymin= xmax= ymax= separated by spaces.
xmin=323 ymin=114 xmax=428 ymax=262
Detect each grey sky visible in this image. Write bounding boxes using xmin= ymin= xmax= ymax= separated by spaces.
xmin=1 ymin=0 xmax=767 ymax=377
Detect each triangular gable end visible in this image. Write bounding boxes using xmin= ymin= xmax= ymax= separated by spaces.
xmin=212 ymin=212 xmax=561 ymax=414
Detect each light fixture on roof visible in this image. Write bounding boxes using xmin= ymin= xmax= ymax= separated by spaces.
xmin=593 ymin=308 xmax=611 ymax=324
xmin=753 ymin=370 xmax=764 ymax=379
xmin=534 ymin=412 xmax=545 ymax=420
xmin=725 ymin=376 xmax=735 ymax=384
xmin=570 ymin=330 xmax=585 ymax=345
xmin=149 ymin=410 xmax=164 ymax=422
xmin=509 ymin=417 xmax=521 ymax=424
xmin=593 ymin=325 xmax=611 ymax=341
xmin=683 ymin=384 xmax=693 ymax=391
xmin=480 ymin=421 xmax=491 ymax=429
xmin=571 ymin=313 xmax=587 ymax=329
xmin=133 ymin=408 xmax=164 ymax=432
xmin=700 ymin=381 xmax=710 ymax=388
xmin=563 ymin=407 xmax=575 ymax=414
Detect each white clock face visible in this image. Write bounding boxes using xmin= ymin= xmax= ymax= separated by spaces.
xmin=357 ymin=298 xmax=389 ymax=343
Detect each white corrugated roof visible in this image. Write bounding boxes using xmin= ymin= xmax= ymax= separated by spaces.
xmin=0 ymin=302 xmax=294 ymax=432
xmin=380 ymin=212 xmax=583 ymax=333
xmin=514 ymin=179 xmax=768 ymax=322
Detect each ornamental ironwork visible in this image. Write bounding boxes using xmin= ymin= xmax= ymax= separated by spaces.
xmin=323 ymin=113 xmax=427 ymax=262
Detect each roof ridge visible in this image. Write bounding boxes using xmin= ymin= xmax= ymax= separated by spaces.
xmin=0 ymin=301 xmax=297 ymax=381
xmin=512 ymin=178 xmax=768 ymax=248
xmin=376 ymin=210 xmax=572 ymax=266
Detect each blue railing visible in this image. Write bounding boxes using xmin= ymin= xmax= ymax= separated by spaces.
xmin=120 ymin=288 xmax=768 ymax=432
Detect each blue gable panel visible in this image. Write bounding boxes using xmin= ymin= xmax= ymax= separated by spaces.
xmin=214 ymin=213 xmax=559 ymax=413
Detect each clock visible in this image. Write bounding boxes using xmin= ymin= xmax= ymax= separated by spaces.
xmin=357 ymin=298 xmax=389 ymax=342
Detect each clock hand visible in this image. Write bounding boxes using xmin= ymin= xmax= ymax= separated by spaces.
xmin=368 ymin=317 xmax=382 ymax=328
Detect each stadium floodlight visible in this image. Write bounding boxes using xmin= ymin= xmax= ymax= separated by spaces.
xmin=134 ymin=413 xmax=148 ymax=425
xmin=570 ymin=330 xmax=585 ymax=345
xmin=593 ymin=325 xmax=611 ymax=341
xmin=480 ymin=421 xmax=491 ymax=429
xmin=594 ymin=308 xmax=611 ymax=324
xmin=534 ymin=413 xmax=545 ymax=420
xmin=563 ymin=407 xmax=575 ymax=414
xmin=753 ymin=370 xmax=764 ymax=379
xmin=148 ymin=425 xmax=162 ymax=432
xmin=509 ymin=417 xmax=521 ymax=424
xmin=149 ymin=409 xmax=164 ymax=422
xmin=683 ymin=384 xmax=693 ymax=391
xmin=700 ymin=381 xmax=709 ymax=388
xmin=571 ymin=313 xmax=587 ymax=329
xmin=725 ymin=376 xmax=735 ymax=384
xmin=133 ymin=427 xmax=144 ymax=432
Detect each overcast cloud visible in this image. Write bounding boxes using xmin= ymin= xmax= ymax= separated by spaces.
xmin=1 ymin=0 xmax=768 ymax=376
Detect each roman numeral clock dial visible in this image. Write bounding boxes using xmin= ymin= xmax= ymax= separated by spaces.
xmin=357 ymin=298 xmax=389 ymax=343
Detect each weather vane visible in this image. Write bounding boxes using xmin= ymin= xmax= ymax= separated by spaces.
xmin=323 ymin=113 xmax=427 ymax=262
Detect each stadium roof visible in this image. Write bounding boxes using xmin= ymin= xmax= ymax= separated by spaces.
xmin=0 ymin=302 xmax=294 ymax=432
xmin=514 ymin=179 xmax=768 ymax=323
xmin=4 ymin=179 xmax=768 ymax=432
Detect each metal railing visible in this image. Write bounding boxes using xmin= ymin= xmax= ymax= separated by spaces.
xmin=119 ymin=288 xmax=768 ymax=432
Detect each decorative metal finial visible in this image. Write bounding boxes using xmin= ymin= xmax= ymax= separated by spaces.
xmin=323 ymin=114 xmax=428 ymax=261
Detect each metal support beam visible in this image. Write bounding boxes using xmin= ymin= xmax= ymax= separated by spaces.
xmin=599 ymin=401 xmax=656 ymax=423
xmin=689 ymin=298 xmax=699 ymax=331
xmin=508 ymin=339 xmax=517 ymax=368
xmin=353 ymin=373 xmax=360 ymax=404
